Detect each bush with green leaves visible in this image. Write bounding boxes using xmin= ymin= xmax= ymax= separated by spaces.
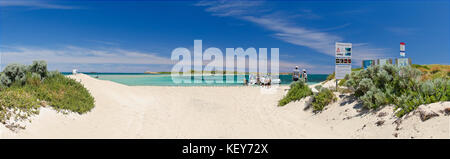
xmin=47 ymin=70 xmax=60 ymax=78
xmin=26 ymin=72 xmax=42 ymax=86
xmin=311 ymin=88 xmax=336 ymax=112
xmin=0 ymin=61 xmax=95 ymax=130
xmin=1 ymin=61 xmax=49 ymax=87
xmin=34 ymin=73 xmax=95 ymax=114
xmin=28 ymin=60 xmax=48 ymax=79
xmin=278 ymin=79 xmax=313 ymax=106
xmin=345 ymin=64 xmax=449 ymax=117
xmin=0 ymin=63 xmax=28 ymax=87
xmin=0 ymin=73 xmax=10 ymax=88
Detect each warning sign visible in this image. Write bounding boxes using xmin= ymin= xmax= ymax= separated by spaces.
xmin=335 ymin=65 xmax=351 ymax=79
xmin=335 ymin=42 xmax=352 ymax=79
xmin=400 ymin=42 xmax=406 ymax=57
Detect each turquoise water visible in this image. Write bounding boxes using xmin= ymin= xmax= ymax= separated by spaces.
xmin=63 ymin=72 xmax=328 ymax=86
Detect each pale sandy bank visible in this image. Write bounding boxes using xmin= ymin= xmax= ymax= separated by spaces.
xmin=0 ymin=74 xmax=448 ymax=138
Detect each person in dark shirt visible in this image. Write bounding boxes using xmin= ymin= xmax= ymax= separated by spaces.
xmin=292 ymin=66 xmax=300 ymax=81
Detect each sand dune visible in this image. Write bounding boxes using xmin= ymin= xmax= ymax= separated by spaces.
xmin=1 ymin=74 xmax=448 ymax=138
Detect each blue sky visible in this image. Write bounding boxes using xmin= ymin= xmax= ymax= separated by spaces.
xmin=0 ymin=0 xmax=449 ymax=73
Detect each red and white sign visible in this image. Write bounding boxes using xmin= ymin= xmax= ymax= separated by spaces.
xmin=400 ymin=42 xmax=405 ymax=52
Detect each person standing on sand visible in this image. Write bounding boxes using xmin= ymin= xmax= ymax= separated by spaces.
xmin=293 ymin=66 xmax=300 ymax=81
xmin=302 ymin=69 xmax=308 ymax=83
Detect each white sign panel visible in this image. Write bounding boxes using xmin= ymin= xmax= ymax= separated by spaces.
xmin=379 ymin=59 xmax=388 ymax=65
xmin=400 ymin=42 xmax=405 ymax=52
xmin=397 ymin=58 xmax=409 ymax=67
xmin=336 ymin=42 xmax=352 ymax=58
xmin=335 ymin=42 xmax=352 ymax=79
xmin=400 ymin=42 xmax=406 ymax=57
xmin=335 ymin=65 xmax=351 ymax=79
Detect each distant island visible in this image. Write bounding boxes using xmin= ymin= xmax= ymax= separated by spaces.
xmin=144 ymin=71 xmax=161 ymax=74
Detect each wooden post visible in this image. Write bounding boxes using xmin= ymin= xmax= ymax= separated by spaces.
xmin=336 ymin=79 xmax=338 ymax=91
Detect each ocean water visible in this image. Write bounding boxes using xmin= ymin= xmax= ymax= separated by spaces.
xmin=63 ymin=72 xmax=328 ymax=86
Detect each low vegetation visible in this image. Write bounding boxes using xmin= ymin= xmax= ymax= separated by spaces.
xmin=311 ymin=88 xmax=336 ymax=112
xmin=338 ymin=75 xmax=348 ymax=86
xmin=278 ymin=79 xmax=312 ymax=106
xmin=32 ymin=73 xmax=95 ymax=113
xmin=412 ymin=64 xmax=450 ymax=80
xmin=324 ymin=68 xmax=363 ymax=83
xmin=344 ymin=64 xmax=449 ymax=117
xmin=325 ymin=72 xmax=335 ymax=82
xmin=0 ymin=61 xmax=94 ymax=130
xmin=0 ymin=87 xmax=40 ymax=130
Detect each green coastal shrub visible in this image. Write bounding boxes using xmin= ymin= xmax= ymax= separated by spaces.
xmin=47 ymin=70 xmax=60 ymax=78
xmin=0 ymin=73 xmax=10 ymax=88
xmin=325 ymin=72 xmax=335 ymax=82
xmin=34 ymin=73 xmax=95 ymax=114
xmin=412 ymin=64 xmax=430 ymax=70
xmin=0 ymin=61 xmax=95 ymax=130
xmin=311 ymin=88 xmax=336 ymax=112
xmin=28 ymin=60 xmax=47 ymax=79
xmin=431 ymin=70 xmax=440 ymax=74
xmin=26 ymin=72 xmax=42 ymax=86
xmin=338 ymin=74 xmax=348 ymax=86
xmin=0 ymin=87 xmax=40 ymax=129
xmin=278 ymin=79 xmax=313 ymax=106
xmin=0 ymin=61 xmax=49 ymax=87
xmin=1 ymin=63 xmax=27 ymax=86
xmin=345 ymin=64 xmax=449 ymax=117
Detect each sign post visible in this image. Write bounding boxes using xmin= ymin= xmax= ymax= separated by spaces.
xmin=335 ymin=42 xmax=352 ymax=90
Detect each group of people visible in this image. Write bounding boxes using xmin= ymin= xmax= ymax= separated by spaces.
xmin=242 ymin=66 xmax=308 ymax=86
xmin=244 ymin=74 xmax=272 ymax=87
xmin=292 ymin=66 xmax=307 ymax=83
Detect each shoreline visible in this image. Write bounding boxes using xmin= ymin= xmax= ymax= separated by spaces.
xmin=66 ymin=75 xmax=321 ymax=87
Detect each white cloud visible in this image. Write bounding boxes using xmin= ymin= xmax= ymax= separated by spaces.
xmin=196 ymin=0 xmax=388 ymax=63
xmin=0 ymin=45 xmax=316 ymax=73
xmin=0 ymin=0 xmax=78 ymax=10
xmin=195 ymin=0 xmax=264 ymax=17
xmin=0 ymin=45 xmax=174 ymax=65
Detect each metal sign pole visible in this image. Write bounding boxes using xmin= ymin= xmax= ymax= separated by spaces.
xmin=336 ymin=79 xmax=338 ymax=91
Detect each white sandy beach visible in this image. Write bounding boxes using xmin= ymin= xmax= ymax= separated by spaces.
xmin=0 ymin=74 xmax=449 ymax=139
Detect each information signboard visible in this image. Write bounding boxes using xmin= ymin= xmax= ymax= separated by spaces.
xmin=378 ymin=58 xmax=389 ymax=66
xmin=397 ymin=58 xmax=409 ymax=67
xmin=400 ymin=42 xmax=406 ymax=57
xmin=335 ymin=42 xmax=352 ymax=79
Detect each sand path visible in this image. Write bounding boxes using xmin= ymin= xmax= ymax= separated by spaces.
xmin=1 ymin=74 xmax=448 ymax=138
